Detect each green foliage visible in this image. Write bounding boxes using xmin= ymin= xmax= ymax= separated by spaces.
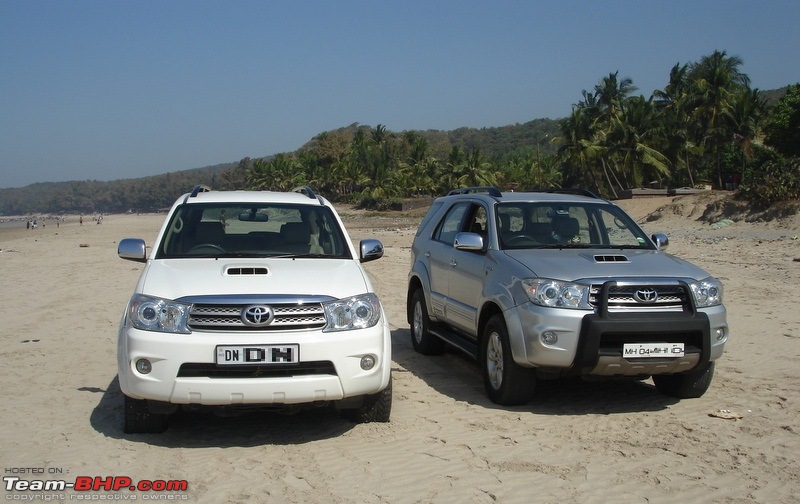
xmin=763 ymin=84 xmax=800 ymax=157
xmin=0 ymin=165 xmax=229 ymax=215
xmin=738 ymin=157 xmax=800 ymax=206
xmin=2 ymin=54 xmax=798 ymax=214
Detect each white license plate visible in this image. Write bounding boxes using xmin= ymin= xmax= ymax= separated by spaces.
xmin=623 ymin=342 xmax=684 ymax=358
xmin=216 ymin=344 xmax=299 ymax=365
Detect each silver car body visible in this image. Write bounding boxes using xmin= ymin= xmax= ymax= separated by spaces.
xmin=408 ymin=190 xmax=728 ymax=380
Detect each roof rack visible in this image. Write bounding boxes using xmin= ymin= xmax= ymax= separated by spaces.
xmin=447 ymin=186 xmax=502 ymax=198
xmin=292 ymin=186 xmax=324 ymax=204
xmin=529 ymin=187 xmax=601 ymax=199
xmin=183 ymin=184 xmax=212 ymax=204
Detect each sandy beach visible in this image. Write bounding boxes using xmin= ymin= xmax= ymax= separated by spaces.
xmin=1 ymin=193 xmax=799 ymax=503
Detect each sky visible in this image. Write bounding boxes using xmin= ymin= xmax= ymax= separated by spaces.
xmin=1 ymin=1 xmax=799 ymax=189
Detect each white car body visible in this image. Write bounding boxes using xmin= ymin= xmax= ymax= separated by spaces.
xmin=117 ymin=186 xmax=391 ymax=432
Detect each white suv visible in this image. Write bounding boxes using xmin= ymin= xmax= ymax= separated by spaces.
xmin=117 ymin=186 xmax=391 ymax=433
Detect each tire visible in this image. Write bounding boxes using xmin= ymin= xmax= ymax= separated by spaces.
xmin=653 ymin=361 xmax=715 ymax=399
xmin=410 ymin=289 xmax=445 ymax=355
xmin=340 ymin=377 xmax=392 ymax=423
xmin=124 ymin=395 xmax=169 ymax=434
xmin=481 ymin=314 xmax=536 ymax=405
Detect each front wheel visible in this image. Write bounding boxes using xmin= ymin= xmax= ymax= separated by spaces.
xmin=124 ymin=395 xmax=169 ymax=434
xmin=481 ymin=314 xmax=536 ymax=405
xmin=653 ymin=362 xmax=715 ymax=398
xmin=340 ymin=377 xmax=392 ymax=423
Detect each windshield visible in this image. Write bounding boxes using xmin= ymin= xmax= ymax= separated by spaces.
xmin=496 ymin=202 xmax=654 ymax=250
xmin=155 ymin=203 xmax=352 ymax=259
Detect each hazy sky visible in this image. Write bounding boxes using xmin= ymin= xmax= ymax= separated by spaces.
xmin=2 ymin=1 xmax=799 ymax=188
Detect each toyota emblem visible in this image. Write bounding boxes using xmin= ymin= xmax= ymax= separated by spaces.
xmin=633 ymin=288 xmax=658 ymax=303
xmin=241 ymin=305 xmax=275 ymax=327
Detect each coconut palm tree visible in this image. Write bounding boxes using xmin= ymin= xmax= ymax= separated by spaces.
xmin=687 ymin=50 xmax=750 ymax=188
xmin=727 ymin=87 xmax=768 ymax=185
xmin=612 ymin=96 xmax=669 ymax=188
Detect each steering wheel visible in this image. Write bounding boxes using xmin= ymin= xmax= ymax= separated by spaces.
xmin=188 ymin=243 xmax=226 ymax=254
xmin=506 ymin=235 xmax=538 ymax=247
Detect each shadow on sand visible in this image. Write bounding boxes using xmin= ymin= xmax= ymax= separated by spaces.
xmin=85 ymin=327 xmax=679 ymax=445
xmin=86 ymin=376 xmax=355 ymax=447
xmin=388 ymin=327 xmax=680 ymax=415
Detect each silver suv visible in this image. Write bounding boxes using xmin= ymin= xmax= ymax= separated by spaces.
xmin=407 ymin=187 xmax=728 ymax=405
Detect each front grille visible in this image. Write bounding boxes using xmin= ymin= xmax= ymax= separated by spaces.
xmin=188 ymin=303 xmax=326 ymax=331
xmin=589 ymin=283 xmax=691 ymax=313
xmin=178 ymin=361 xmax=336 ymax=378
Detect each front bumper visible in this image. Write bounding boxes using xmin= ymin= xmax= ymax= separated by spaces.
xmin=505 ymin=302 xmax=728 ymax=377
xmin=117 ymin=318 xmax=391 ymax=405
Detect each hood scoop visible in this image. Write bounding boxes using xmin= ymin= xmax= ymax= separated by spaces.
xmin=225 ymin=266 xmax=269 ymax=276
xmin=594 ymin=254 xmax=630 ymax=263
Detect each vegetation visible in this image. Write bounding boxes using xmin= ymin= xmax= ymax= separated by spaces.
xmin=2 ymin=51 xmax=798 ymax=214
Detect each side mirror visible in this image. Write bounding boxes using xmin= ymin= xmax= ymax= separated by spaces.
xmin=651 ymin=233 xmax=669 ymax=251
xmin=118 ymin=238 xmax=147 ymax=262
xmin=359 ymin=239 xmax=384 ymax=263
xmin=454 ymin=232 xmax=484 ymax=252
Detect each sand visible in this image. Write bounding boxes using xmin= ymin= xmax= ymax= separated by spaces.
xmin=1 ymin=194 xmax=798 ymax=503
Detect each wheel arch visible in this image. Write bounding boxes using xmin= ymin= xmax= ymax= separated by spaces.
xmin=406 ymin=266 xmax=431 ymax=325
xmin=476 ymin=302 xmax=504 ymax=361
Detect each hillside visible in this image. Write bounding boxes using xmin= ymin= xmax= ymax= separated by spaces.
xmin=1 ymin=121 xmax=562 ymax=215
xmin=0 ymin=83 xmax=791 ymax=215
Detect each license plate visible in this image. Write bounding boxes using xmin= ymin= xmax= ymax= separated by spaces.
xmin=623 ymin=342 xmax=684 ymax=358
xmin=216 ymin=344 xmax=299 ymax=365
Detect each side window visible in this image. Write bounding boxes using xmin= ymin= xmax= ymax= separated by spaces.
xmin=416 ymin=201 xmax=444 ymax=236
xmin=433 ymin=202 xmax=470 ymax=245
xmin=465 ymin=204 xmax=488 ymax=238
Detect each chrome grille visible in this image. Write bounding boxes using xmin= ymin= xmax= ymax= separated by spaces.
xmin=590 ymin=284 xmax=690 ymax=312
xmin=189 ymin=302 xmax=326 ymax=331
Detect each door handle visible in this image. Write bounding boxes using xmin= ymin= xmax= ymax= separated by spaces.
xmin=450 ymin=259 xmax=458 ymax=267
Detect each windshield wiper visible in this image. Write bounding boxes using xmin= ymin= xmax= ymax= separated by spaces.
xmin=528 ymin=243 xmax=591 ymax=249
xmin=215 ymin=252 xmax=270 ymax=258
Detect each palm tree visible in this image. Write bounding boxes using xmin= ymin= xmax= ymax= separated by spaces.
xmin=595 ymin=71 xmax=638 ymax=121
xmin=556 ymin=106 xmax=608 ymax=196
xmin=612 ymin=96 xmax=669 ymax=188
xmin=454 ymin=147 xmax=498 ymax=187
xmin=688 ymin=50 xmax=750 ymax=188
xmin=727 ymin=87 xmax=767 ymax=185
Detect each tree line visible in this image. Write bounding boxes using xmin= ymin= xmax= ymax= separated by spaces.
xmin=244 ymin=50 xmax=797 ymax=207
xmin=2 ymin=50 xmax=797 ymax=215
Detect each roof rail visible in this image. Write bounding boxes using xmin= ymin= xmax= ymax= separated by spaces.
xmin=292 ymin=186 xmax=324 ymax=204
xmin=190 ymin=184 xmax=212 ymax=197
xmin=529 ymin=187 xmax=601 ymax=199
xmin=183 ymin=184 xmax=212 ymax=204
xmin=447 ymin=186 xmax=502 ymax=198
xmin=292 ymin=186 xmax=316 ymax=199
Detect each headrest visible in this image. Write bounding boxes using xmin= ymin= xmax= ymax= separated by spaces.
xmin=280 ymin=222 xmax=311 ymax=244
xmin=552 ymin=217 xmax=579 ymax=238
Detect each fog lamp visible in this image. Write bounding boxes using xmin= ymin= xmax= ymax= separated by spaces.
xmin=360 ymin=355 xmax=376 ymax=370
xmin=715 ymin=328 xmax=726 ymax=342
xmin=135 ymin=358 xmax=152 ymax=374
xmin=541 ymin=331 xmax=559 ymax=345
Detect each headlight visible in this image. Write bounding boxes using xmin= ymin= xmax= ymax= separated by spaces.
xmin=689 ymin=277 xmax=723 ymax=307
xmin=323 ymin=293 xmax=382 ymax=332
xmin=522 ymin=278 xmax=591 ymax=310
xmin=128 ymin=294 xmax=191 ymax=333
